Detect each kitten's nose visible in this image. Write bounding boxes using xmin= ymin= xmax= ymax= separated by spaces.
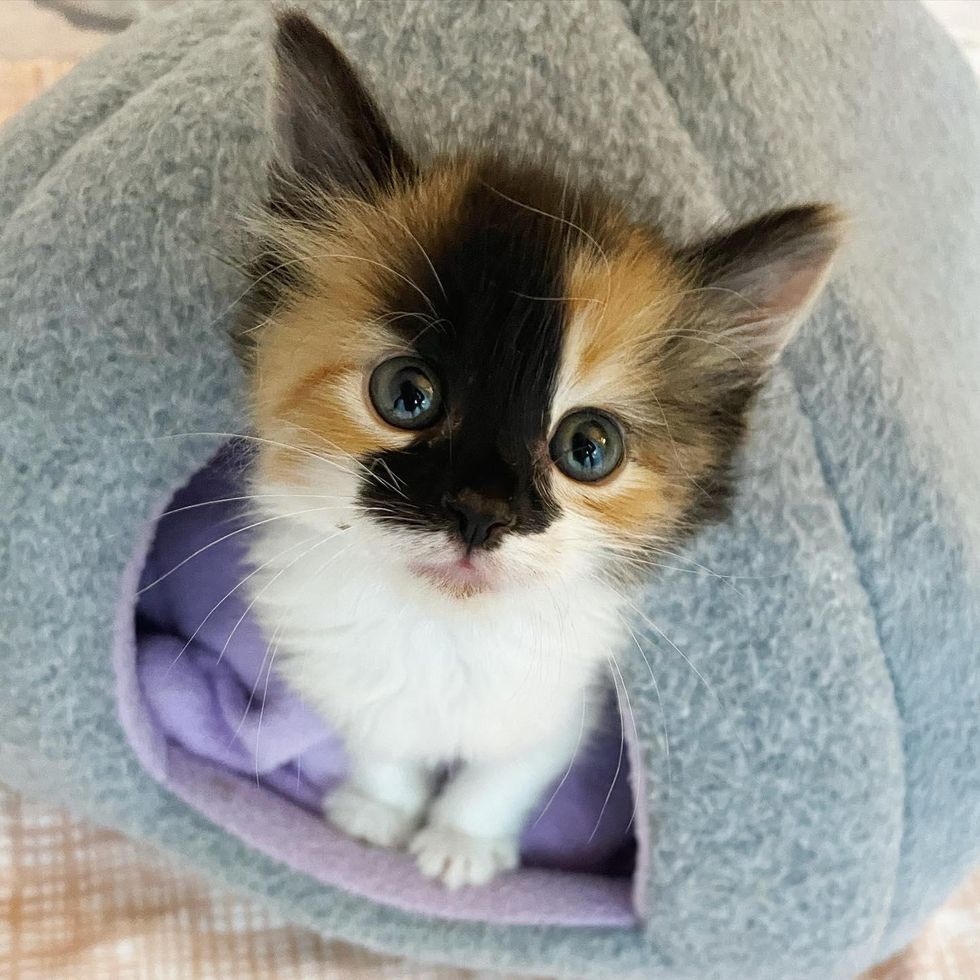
xmin=442 ymin=490 xmax=515 ymax=550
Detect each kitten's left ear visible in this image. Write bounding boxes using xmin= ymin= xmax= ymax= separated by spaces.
xmin=271 ymin=11 xmax=413 ymax=196
xmin=680 ymin=204 xmax=844 ymax=366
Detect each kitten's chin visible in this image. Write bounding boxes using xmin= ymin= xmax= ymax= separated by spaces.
xmin=408 ymin=556 xmax=497 ymax=599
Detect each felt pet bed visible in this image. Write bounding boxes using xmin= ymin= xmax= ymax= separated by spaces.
xmin=1 ymin=1 xmax=978 ymax=977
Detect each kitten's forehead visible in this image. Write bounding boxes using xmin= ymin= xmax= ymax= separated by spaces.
xmin=252 ymin=155 xmax=681 ymax=433
xmin=372 ymin=160 xmax=676 ymax=437
xmin=381 ymin=164 xmax=586 ymax=440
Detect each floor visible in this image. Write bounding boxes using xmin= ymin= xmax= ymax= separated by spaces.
xmin=1 ymin=1 xmax=979 ymax=978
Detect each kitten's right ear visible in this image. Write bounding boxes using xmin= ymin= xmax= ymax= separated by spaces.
xmin=271 ymin=11 xmax=413 ymax=196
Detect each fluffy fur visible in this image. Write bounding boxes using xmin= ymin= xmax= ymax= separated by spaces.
xmin=240 ymin=11 xmax=841 ymax=888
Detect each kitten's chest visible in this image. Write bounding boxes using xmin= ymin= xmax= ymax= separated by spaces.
xmin=264 ymin=572 xmax=613 ymax=764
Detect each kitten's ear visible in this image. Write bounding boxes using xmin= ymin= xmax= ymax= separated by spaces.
xmin=680 ymin=204 xmax=844 ymax=366
xmin=271 ymin=11 xmax=413 ymax=195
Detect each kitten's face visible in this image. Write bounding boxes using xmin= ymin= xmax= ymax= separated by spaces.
xmin=242 ymin=13 xmax=841 ymax=602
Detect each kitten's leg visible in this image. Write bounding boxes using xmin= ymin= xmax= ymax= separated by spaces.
xmin=325 ymin=757 xmax=434 ymax=850
xmin=409 ymin=726 xmax=579 ymax=889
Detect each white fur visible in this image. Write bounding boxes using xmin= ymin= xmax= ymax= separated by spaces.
xmin=245 ymin=447 xmax=626 ymax=888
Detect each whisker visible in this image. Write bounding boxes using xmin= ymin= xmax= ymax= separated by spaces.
xmin=143 ymin=431 xmax=360 ymax=484
xmin=613 ymin=553 xmax=734 ymax=580
xmin=249 ymin=520 xmax=349 ymax=784
xmin=530 ymin=693 xmax=589 ymax=830
xmin=407 ymin=315 xmax=452 ymax=347
xmin=671 ymin=283 xmax=763 ymax=311
xmin=389 ymin=214 xmax=448 ymax=303
xmin=283 ymin=190 xmax=445 ymax=309
xmin=618 ymin=592 xmax=749 ymax=757
xmin=588 ymin=658 xmax=627 ymax=844
xmin=593 ymin=531 xmax=782 ymax=584
xmin=136 ymin=504 xmax=345 ymax=596
xmin=224 ymin=531 xmax=350 ymax=750
xmin=509 ymin=291 xmax=602 ymax=304
xmin=156 ymin=493 xmax=362 ymax=521
xmin=479 ymin=179 xmax=613 ymax=314
xmin=196 ymin=252 xmax=310 ymax=340
xmin=253 ymin=622 xmax=284 ymax=785
xmin=622 ymin=619 xmax=672 ymax=800
xmin=612 ymin=550 xmax=749 ymax=598
xmin=649 ymin=386 xmax=712 ymax=499
xmin=364 ymin=308 xmax=435 ymax=330
xmin=292 ymin=248 xmax=439 ymax=317
xmin=643 ymin=546 xmax=750 ymax=597
xmin=660 ymin=328 xmax=749 ymax=366
xmin=286 ymin=422 xmax=407 ymax=500
xmin=607 ymin=651 xmax=642 ymax=833
xmin=217 ymin=528 xmax=347 ymax=667
xmin=164 ymin=530 xmax=321 ymax=677
xmin=372 ymin=456 xmax=407 ymax=495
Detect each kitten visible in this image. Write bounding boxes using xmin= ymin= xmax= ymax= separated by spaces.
xmin=238 ymin=12 xmax=841 ymax=889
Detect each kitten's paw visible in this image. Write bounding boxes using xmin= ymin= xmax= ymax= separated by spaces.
xmin=409 ymin=824 xmax=518 ymax=889
xmin=324 ymin=783 xmax=419 ymax=850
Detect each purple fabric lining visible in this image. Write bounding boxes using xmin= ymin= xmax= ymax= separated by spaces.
xmin=113 ymin=447 xmax=639 ymax=926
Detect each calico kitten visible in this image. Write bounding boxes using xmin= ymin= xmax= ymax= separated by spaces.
xmin=239 ymin=12 xmax=841 ymax=889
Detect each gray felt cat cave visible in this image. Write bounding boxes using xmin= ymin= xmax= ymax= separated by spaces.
xmin=3 ymin=1 xmax=980 ymax=978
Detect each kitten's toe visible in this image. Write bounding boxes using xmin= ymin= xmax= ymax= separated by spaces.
xmin=324 ymin=783 xmax=419 ymax=849
xmin=409 ymin=824 xmax=518 ymax=889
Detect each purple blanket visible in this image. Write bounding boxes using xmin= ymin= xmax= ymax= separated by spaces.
xmin=121 ymin=447 xmax=638 ymax=925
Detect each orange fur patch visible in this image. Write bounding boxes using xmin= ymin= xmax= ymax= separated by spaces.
xmin=556 ymin=228 xmax=684 ymax=423
xmin=551 ymin=229 xmax=710 ymax=538
xmin=250 ymin=160 xmax=480 ymax=482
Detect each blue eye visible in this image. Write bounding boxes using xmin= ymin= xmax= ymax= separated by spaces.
xmin=550 ymin=409 xmax=625 ymax=482
xmin=369 ymin=357 xmax=442 ymax=430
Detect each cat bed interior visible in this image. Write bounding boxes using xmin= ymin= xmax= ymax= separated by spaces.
xmin=122 ymin=446 xmax=637 ymax=926
xmin=2 ymin=1 xmax=979 ymax=977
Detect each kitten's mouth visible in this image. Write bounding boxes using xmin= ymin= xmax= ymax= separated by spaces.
xmin=409 ymin=555 xmax=495 ymax=597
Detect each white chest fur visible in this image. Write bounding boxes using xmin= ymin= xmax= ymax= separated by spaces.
xmin=246 ymin=515 xmax=622 ymax=766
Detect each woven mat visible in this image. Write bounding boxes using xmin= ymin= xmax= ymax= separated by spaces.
xmin=0 ymin=784 xmax=500 ymax=980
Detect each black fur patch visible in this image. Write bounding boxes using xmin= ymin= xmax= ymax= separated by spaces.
xmin=358 ymin=162 xmax=610 ymax=548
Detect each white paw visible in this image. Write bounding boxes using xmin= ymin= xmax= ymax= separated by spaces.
xmin=324 ymin=783 xmax=419 ymax=849
xmin=409 ymin=824 xmax=519 ymax=889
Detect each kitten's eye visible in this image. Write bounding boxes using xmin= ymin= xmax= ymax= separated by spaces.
xmin=369 ymin=356 xmax=442 ymax=430
xmin=550 ymin=409 xmax=625 ymax=482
